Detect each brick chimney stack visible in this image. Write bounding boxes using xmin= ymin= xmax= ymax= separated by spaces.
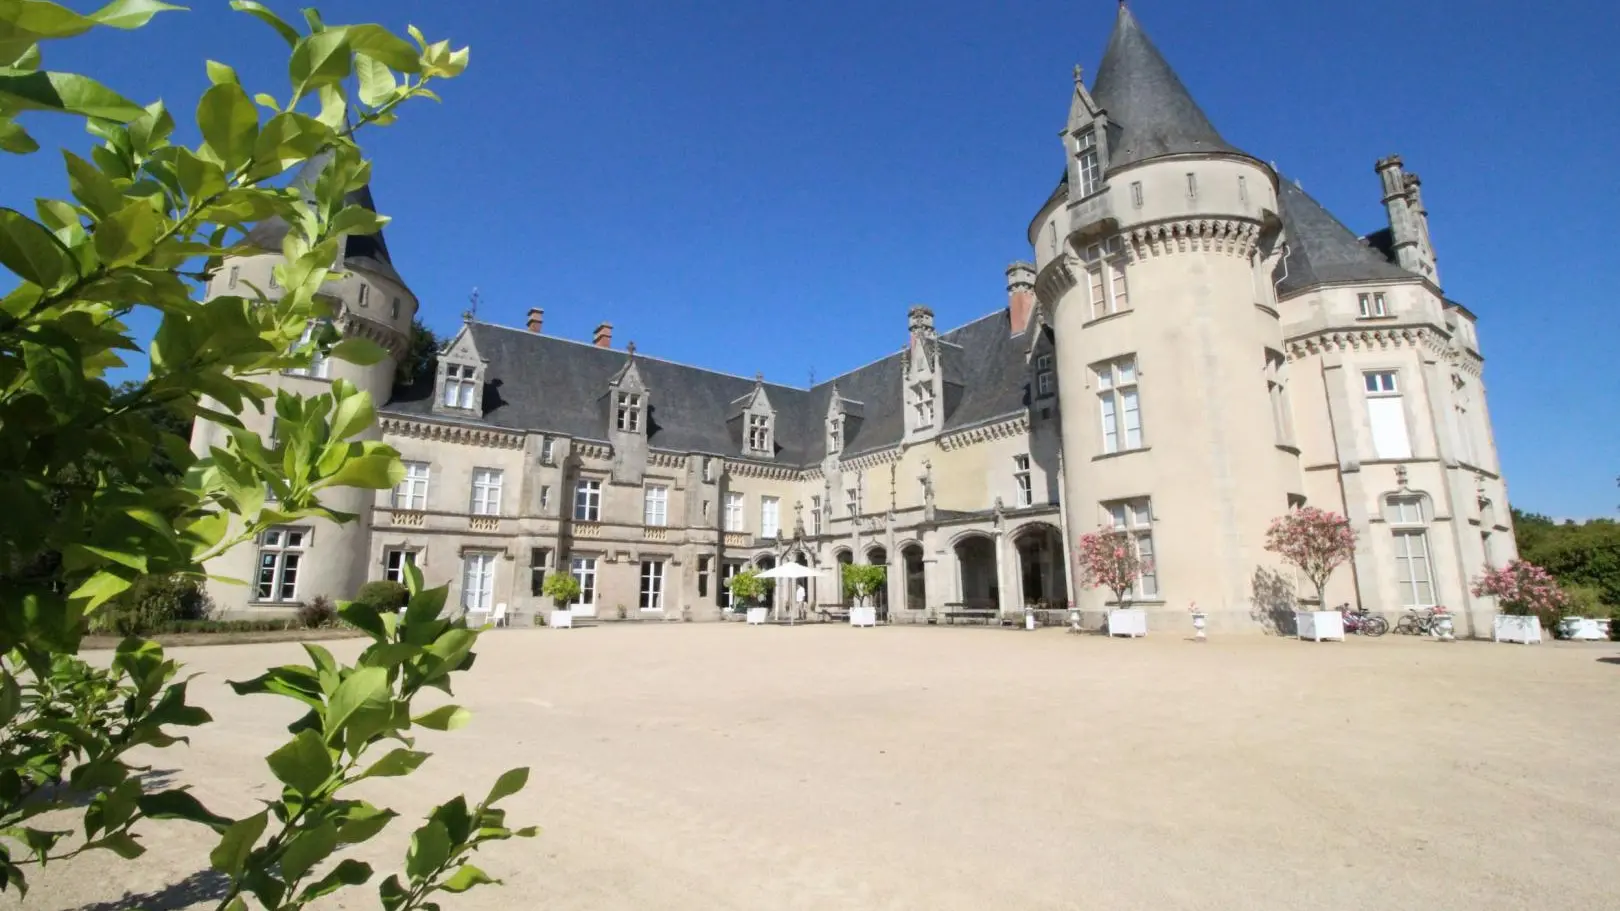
xmin=527 ymin=307 xmax=543 ymax=334
xmin=1006 ymin=261 xmax=1037 ymax=335
xmin=593 ymin=322 xmax=613 ymax=348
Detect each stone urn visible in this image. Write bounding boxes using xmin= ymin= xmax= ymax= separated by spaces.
xmin=1432 ymin=610 xmax=1455 ymax=641
xmin=1190 ymin=611 xmax=1207 ymax=641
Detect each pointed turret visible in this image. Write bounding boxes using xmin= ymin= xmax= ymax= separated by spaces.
xmin=241 ymin=154 xmax=403 ymax=286
xmin=1090 ymin=5 xmax=1240 ymax=168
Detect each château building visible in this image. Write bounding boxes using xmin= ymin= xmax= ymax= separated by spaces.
xmin=193 ymin=7 xmax=1515 ymax=634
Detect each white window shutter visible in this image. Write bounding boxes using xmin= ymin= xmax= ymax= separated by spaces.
xmin=1366 ymin=397 xmax=1411 ymax=459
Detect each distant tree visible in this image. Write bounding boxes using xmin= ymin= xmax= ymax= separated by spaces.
xmin=395 ymin=317 xmax=442 ymax=386
xmin=726 ymin=569 xmax=768 ymax=608
xmin=1512 ymin=509 xmax=1620 ymax=607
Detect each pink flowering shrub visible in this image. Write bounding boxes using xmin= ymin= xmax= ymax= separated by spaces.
xmin=1263 ymin=507 xmax=1357 ymax=606
xmin=1077 ymin=527 xmax=1148 ymax=605
xmin=1471 ymin=560 xmax=1569 ymax=622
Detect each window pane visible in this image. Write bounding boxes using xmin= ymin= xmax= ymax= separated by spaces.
xmin=1367 ymin=397 xmax=1412 ymax=459
xmin=1122 ymin=388 xmax=1141 ymax=449
xmin=1108 ymin=504 xmax=1128 ymax=529
xmin=1118 ymin=359 xmax=1137 ymax=384
xmin=280 ymin=553 xmax=300 ymax=601
xmin=1100 ymin=394 xmax=1118 ymax=453
xmin=257 ymin=553 xmax=277 ymax=599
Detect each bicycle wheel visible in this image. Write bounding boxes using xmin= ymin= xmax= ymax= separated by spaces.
xmin=1395 ymin=615 xmax=1415 ymax=635
xmin=1364 ymin=616 xmax=1388 ymax=637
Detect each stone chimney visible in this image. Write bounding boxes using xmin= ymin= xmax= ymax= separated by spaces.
xmin=593 ymin=321 xmax=613 ymax=348
xmin=1375 ymin=155 xmax=1437 ymax=284
xmin=1006 ymin=261 xmax=1036 ymax=335
xmin=526 ymin=307 xmax=543 ymax=334
xmin=907 ymin=305 xmax=935 ymax=337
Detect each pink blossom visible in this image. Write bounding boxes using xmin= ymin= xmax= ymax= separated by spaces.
xmin=1077 ymin=526 xmax=1149 ymax=604
xmin=1263 ymin=507 xmax=1357 ymax=605
xmin=1472 ymin=561 xmax=1568 ymax=620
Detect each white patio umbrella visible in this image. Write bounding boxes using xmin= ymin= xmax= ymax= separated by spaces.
xmin=754 ymin=563 xmax=827 ymax=623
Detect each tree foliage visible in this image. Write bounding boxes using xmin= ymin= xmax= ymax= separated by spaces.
xmin=540 ymin=571 xmax=580 ymax=607
xmin=394 ymin=317 xmax=440 ymax=387
xmin=1511 ymin=508 xmax=1619 ymax=608
xmin=0 ymin=4 xmax=528 ymax=906
xmin=725 ymin=569 xmax=768 ymax=607
xmin=841 ymin=564 xmax=885 ymax=606
xmin=1472 ymin=559 xmax=1569 ymax=624
xmin=1263 ymin=507 xmax=1357 ymax=606
xmin=1077 ymin=527 xmax=1149 ymax=605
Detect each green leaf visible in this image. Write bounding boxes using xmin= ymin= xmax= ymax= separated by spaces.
xmin=296 ymin=858 xmax=372 ymax=902
xmin=67 ymin=568 xmax=132 ymax=611
xmin=439 ymin=864 xmax=497 ymax=894
xmin=320 ymin=451 xmax=404 ymax=490
xmin=405 ymin=820 xmax=451 ymax=881
xmin=266 ymin=728 xmax=334 ymax=796
xmin=328 ymin=388 xmax=374 ymax=439
xmin=64 ymin=150 xmax=122 ymax=216
xmin=229 ymin=1 xmax=301 ymax=46
xmin=335 ymin=802 xmax=396 ymax=845
xmin=355 ymin=53 xmax=396 ymax=107
xmin=0 ymin=207 xmax=70 ymax=288
xmin=280 ymin=820 xmax=338 ymax=882
xmin=483 ymin=767 xmax=529 ymax=806
xmin=196 ymin=81 xmax=258 ymax=170
xmin=329 ymin=337 xmax=387 ymax=370
xmin=412 ymin=704 xmax=470 ymax=732
xmin=89 ymin=0 xmax=185 ymax=30
xmin=174 ymin=146 xmax=227 ymax=197
xmin=324 ymin=665 xmax=388 ymax=740
xmin=205 ymin=59 xmax=238 ymax=85
xmin=0 ymin=71 xmax=144 ymax=120
xmin=288 ymin=28 xmax=351 ymax=100
xmin=252 ymin=91 xmax=280 ymax=111
xmin=138 ymin=789 xmax=232 ymax=832
xmin=85 ymin=832 xmax=145 ymax=859
xmin=359 ymin=748 xmax=430 ymax=780
xmin=0 ymin=118 xmax=38 ymax=154
xmin=209 ymin=810 xmax=268 ymax=876
xmin=92 ymin=198 xmax=158 ymax=268
xmin=336 ymin=600 xmax=386 ymax=642
xmin=302 ymin=642 xmax=337 ymax=677
xmin=348 ymin=24 xmax=421 ymax=72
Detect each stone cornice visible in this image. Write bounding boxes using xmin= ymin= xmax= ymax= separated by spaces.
xmin=648 ymin=451 xmax=687 ymax=470
xmin=336 ymin=310 xmax=409 ymax=359
xmin=379 ymin=416 xmax=524 ymax=450
xmin=840 ymin=448 xmax=901 ymax=473
xmin=1124 ymin=218 xmax=1263 ymax=261
xmin=1034 ymin=254 xmax=1083 ymax=307
xmin=727 ymin=460 xmax=801 ymax=482
xmin=938 ymin=414 xmax=1029 ymax=452
xmin=1286 ymin=323 xmax=1482 ymax=375
xmin=575 ymin=441 xmax=612 ymax=461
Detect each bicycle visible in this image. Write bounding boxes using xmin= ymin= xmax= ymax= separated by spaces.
xmin=1340 ymin=603 xmax=1388 ymax=637
xmin=1395 ymin=607 xmax=1436 ymax=635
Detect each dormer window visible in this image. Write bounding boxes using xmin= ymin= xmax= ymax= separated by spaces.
xmin=828 ymin=414 xmax=844 ymax=453
xmin=910 ymin=382 xmax=935 ymax=430
xmin=443 ymin=363 xmax=477 ymax=409
xmin=616 ymin=392 xmax=642 ymax=432
xmin=1036 ymin=354 xmax=1055 ymax=398
xmin=747 ymin=414 xmax=771 ymax=453
xmin=1075 ymin=128 xmax=1101 ymax=196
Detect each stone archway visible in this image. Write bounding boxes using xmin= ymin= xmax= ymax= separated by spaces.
xmin=1012 ymin=523 xmax=1067 ymax=609
xmin=952 ymin=534 xmax=998 ymax=609
xmin=834 ymin=549 xmax=854 ymax=606
xmin=901 ymin=543 xmax=926 ymax=612
xmin=865 ymin=546 xmax=889 ymax=620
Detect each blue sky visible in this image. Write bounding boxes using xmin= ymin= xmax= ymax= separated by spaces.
xmin=6 ymin=0 xmax=1617 ymax=518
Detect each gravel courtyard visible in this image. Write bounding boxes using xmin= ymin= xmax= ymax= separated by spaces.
xmin=19 ymin=626 xmax=1619 ymax=911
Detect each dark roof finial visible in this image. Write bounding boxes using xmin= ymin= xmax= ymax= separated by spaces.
xmin=1073 ymin=63 xmax=1083 ymax=85
xmin=626 ymin=341 xmax=636 ymax=357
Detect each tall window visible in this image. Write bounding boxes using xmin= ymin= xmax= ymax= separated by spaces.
xmin=570 ymin=556 xmax=597 ymax=607
xmin=1075 ymin=128 xmax=1101 ymax=196
xmin=639 ymin=560 xmax=666 ymax=610
xmin=289 ymin=320 xmax=330 ymax=379
xmin=383 ymin=548 xmax=416 ymax=584
xmin=724 ymin=492 xmax=744 ymax=531
xmin=616 ymin=392 xmax=641 ymax=432
xmin=443 ymin=363 xmax=476 ymax=409
xmin=574 ymin=479 xmax=601 ymax=521
xmin=228 ymin=265 xmax=239 ymax=289
xmin=1265 ymin=351 xmax=1294 ymax=446
xmin=1082 ymin=239 xmax=1129 ymax=319
xmin=357 ymin=283 xmax=370 ymax=307
xmin=1013 ymin=455 xmax=1033 ymax=508
xmin=644 ymin=485 xmax=668 ymax=526
xmin=470 ymin=468 xmax=503 ymax=516
xmin=540 ymin=485 xmax=551 ymax=511
xmin=718 ymin=561 xmax=740 ymax=608
xmin=256 ymin=528 xmax=306 ymax=602
xmin=1388 ymin=496 xmax=1433 ymax=608
xmin=760 ymin=496 xmax=780 ymax=539
xmin=1358 ymin=292 xmax=1389 ymax=318
xmin=390 ymin=297 xmax=401 ymax=319
xmin=828 ymin=414 xmax=844 ymax=453
xmin=540 ymin=436 xmax=555 ymax=465
xmin=810 ymin=495 xmax=823 ymax=535
xmin=529 ymin=547 xmax=550 ymax=596
xmin=697 ymin=555 xmax=711 ymax=598
xmin=747 ymin=414 xmax=771 ymax=453
xmin=845 ymin=486 xmax=858 ymax=517
xmin=702 ymin=457 xmax=714 ymax=482
xmin=1096 ymin=356 xmax=1143 ymax=454
xmin=1105 ymin=499 xmax=1158 ymax=600
xmin=461 ymin=551 xmax=497 ymax=612
xmin=1035 ymin=354 xmax=1055 ymax=398
xmin=1363 ymin=371 xmax=1411 ymax=459
xmin=393 ymin=461 xmax=429 ymax=510
xmin=911 ymin=381 xmax=935 ymax=429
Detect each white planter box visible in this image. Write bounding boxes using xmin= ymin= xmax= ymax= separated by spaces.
xmin=1493 ymin=614 xmax=1542 ymax=644
xmin=746 ymin=607 xmax=768 ymax=625
xmin=850 ymin=607 xmax=877 ymax=627
xmin=1107 ymin=608 xmax=1147 ymax=638
xmin=1558 ymin=617 xmax=1605 ymax=641
xmin=1296 ymin=610 xmax=1345 ymax=642
xmin=549 ymin=610 xmax=573 ymax=629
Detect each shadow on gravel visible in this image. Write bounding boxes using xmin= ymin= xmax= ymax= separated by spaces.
xmin=76 ymin=868 xmax=229 ymax=911
xmin=1597 ymin=656 xmax=1620 ymax=666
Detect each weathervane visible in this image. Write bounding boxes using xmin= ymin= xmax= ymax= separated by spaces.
xmin=463 ymin=287 xmax=481 ymax=323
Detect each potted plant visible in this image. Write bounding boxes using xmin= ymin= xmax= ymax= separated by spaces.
xmin=1431 ymin=605 xmax=1455 ymax=641
xmin=1472 ymin=560 xmax=1567 ymax=644
xmin=1077 ymin=526 xmax=1149 ymax=637
xmin=727 ymin=569 xmax=769 ymax=625
xmin=1264 ymin=507 xmax=1357 ymax=642
xmin=1189 ymin=601 xmax=1207 ymax=641
xmin=541 ymin=573 xmax=581 ymax=630
xmin=842 ymin=564 xmax=886 ymax=628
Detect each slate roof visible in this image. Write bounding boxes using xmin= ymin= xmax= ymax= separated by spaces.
xmin=382 ymin=311 xmax=1034 ymax=469
xmin=1273 ymin=179 xmax=1417 ymax=296
xmin=1089 ymin=6 xmax=1242 ymax=169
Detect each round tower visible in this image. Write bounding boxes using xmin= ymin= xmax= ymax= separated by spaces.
xmin=1033 ymin=7 xmax=1300 ymax=630
xmin=191 ymin=177 xmax=418 ymax=617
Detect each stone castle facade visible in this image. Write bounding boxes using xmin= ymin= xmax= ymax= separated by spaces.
xmin=193 ymin=7 xmax=1515 ymax=634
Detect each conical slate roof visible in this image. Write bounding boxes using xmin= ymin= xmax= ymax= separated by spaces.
xmin=1090 ymin=6 xmax=1241 ymax=168
xmin=1273 ymin=179 xmax=1416 ymax=296
xmin=241 ymin=156 xmax=404 ymax=287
